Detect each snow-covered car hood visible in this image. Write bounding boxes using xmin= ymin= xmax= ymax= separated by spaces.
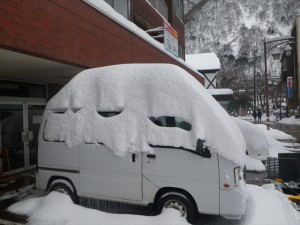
xmin=44 ymin=64 xmax=246 ymax=166
xmin=232 ymin=117 xmax=269 ymax=160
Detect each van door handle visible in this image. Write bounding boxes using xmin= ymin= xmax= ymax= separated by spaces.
xmin=147 ymin=154 xmax=156 ymax=159
xmin=132 ymin=153 xmax=136 ymax=162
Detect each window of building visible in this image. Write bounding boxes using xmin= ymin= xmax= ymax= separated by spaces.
xmin=172 ymin=0 xmax=183 ymax=21
xmin=178 ymin=44 xmax=184 ymax=59
xmin=147 ymin=0 xmax=168 ymax=21
xmin=0 ymin=80 xmax=46 ymax=98
xmin=149 ymin=116 xmax=192 ymax=131
xmin=104 ymin=0 xmax=130 ymax=19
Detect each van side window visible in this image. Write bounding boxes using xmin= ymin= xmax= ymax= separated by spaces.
xmin=98 ymin=111 xmax=122 ymax=117
xmin=149 ymin=116 xmax=192 ymax=131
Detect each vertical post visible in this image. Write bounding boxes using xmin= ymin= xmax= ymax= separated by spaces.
xmin=279 ymin=82 xmax=282 ymax=120
xmin=253 ymin=52 xmax=257 ymax=122
xmin=264 ymin=38 xmax=270 ymax=130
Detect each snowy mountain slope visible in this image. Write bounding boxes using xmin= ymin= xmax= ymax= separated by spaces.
xmin=185 ymin=0 xmax=300 ymax=89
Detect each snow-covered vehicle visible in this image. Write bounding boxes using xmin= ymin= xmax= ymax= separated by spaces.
xmin=37 ymin=64 xmax=247 ymax=223
xmin=232 ymin=117 xmax=269 ymax=162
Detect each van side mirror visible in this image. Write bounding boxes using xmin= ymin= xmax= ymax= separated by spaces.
xmin=196 ymin=139 xmax=211 ymax=158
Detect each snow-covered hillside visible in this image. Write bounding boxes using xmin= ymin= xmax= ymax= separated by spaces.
xmin=185 ymin=0 xmax=300 ymax=88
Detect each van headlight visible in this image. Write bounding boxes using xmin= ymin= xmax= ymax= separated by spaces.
xmin=234 ymin=167 xmax=241 ymax=184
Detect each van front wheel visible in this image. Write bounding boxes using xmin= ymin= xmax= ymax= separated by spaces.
xmin=156 ymin=193 xmax=196 ymax=223
xmin=49 ymin=183 xmax=78 ymax=204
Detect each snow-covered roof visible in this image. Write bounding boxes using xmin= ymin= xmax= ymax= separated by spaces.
xmin=44 ymin=64 xmax=246 ymax=166
xmin=208 ymin=88 xmax=233 ymax=96
xmin=185 ymin=53 xmax=221 ymax=71
xmin=83 ymin=0 xmax=203 ymax=78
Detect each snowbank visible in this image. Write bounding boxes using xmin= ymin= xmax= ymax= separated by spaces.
xmin=279 ymin=116 xmax=300 ymax=125
xmin=7 ymin=185 xmax=300 ymax=225
xmin=256 ymin=124 xmax=296 ymax=157
xmin=242 ymin=184 xmax=300 ymax=225
xmin=8 ymin=192 xmax=190 ymax=225
xmin=256 ymin=124 xmax=296 ymax=141
xmin=44 ymin=64 xmax=246 ymax=166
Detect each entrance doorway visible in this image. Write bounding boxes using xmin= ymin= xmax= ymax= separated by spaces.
xmin=0 ymin=98 xmax=46 ymax=173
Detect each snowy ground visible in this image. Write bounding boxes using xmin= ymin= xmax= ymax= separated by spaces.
xmin=4 ymin=183 xmax=300 ymax=225
xmin=278 ymin=116 xmax=300 ymax=125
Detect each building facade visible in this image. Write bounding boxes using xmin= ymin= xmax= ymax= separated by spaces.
xmin=0 ymin=0 xmax=203 ymax=173
xmin=283 ymin=15 xmax=299 ymax=112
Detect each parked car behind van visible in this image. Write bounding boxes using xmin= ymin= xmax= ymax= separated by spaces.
xmin=37 ymin=64 xmax=247 ymax=223
xmin=232 ymin=117 xmax=269 ymax=162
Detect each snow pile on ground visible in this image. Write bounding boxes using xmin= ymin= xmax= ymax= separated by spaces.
xmin=257 ymin=124 xmax=296 ymax=141
xmin=278 ymin=116 xmax=300 ymax=125
xmin=44 ymin=64 xmax=246 ymax=166
xmin=242 ymin=184 xmax=300 ymax=225
xmin=8 ymin=192 xmax=189 ymax=225
xmin=8 ymin=185 xmax=300 ymax=225
xmin=256 ymin=124 xmax=296 ymax=157
xmin=264 ymin=135 xmax=291 ymax=157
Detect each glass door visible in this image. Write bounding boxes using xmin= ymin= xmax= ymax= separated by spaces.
xmin=0 ymin=104 xmax=25 ymax=171
xmin=0 ymin=99 xmax=46 ymax=173
xmin=26 ymin=104 xmax=45 ymax=167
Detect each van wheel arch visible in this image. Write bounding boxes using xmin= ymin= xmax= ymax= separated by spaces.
xmin=153 ymin=188 xmax=198 ymax=219
xmin=46 ymin=176 xmax=78 ymax=203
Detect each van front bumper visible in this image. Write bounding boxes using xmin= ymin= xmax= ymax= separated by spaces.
xmin=220 ymin=181 xmax=247 ymax=220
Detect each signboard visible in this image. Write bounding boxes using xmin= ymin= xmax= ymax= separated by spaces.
xmin=287 ymin=77 xmax=293 ymax=99
xmin=164 ymin=21 xmax=178 ymax=57
xmin=288 ymin=87 xmax=293 ymax=99
xmin=287 ymin=76 xmax=293 ymax=88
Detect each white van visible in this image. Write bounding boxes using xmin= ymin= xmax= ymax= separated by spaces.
xmin=37 ymin=64 xmax=247 ymax=223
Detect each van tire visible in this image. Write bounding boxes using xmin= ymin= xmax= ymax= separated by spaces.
xmin=49 ymin=183 xmax=78 ymax=204
xmin=156 ymin=193 xmax=196 ymax=223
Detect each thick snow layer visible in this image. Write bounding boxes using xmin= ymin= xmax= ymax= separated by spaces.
xmin=7 ymin=185 xmax=300 ymax=225
xmin=245 ymin=156 xmax=265 ymax=172
xmin=256 ymin=124 xmax=294 ymax=157
xmin=242 ymin=184 xmax=300 ymax=225
xmin=8 ymin=192 xmax=189 ymax=225
xmin=256 ymin=124 xmax=296 ymax=141
xmin=232 ymin=118 xmax=269 ymax=160
xmin=44 ymin=64 xmax=246 ymax=166
xmin=185 ymin=53 xmax=220 ymax=71
xmin=279 ymin=116 xmax=300 ymax=125
xmin=207 ymin=88 xmax=233 ymax=96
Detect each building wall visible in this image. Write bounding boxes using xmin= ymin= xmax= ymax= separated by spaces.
xmin=0 ymin=0 xmax=203 ymax=84
xmin=131 ymin=1 xmax=164 ymax=29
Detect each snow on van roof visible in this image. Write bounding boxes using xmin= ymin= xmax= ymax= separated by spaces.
xmin=45 ymin=64 xmax=246 ymax=166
